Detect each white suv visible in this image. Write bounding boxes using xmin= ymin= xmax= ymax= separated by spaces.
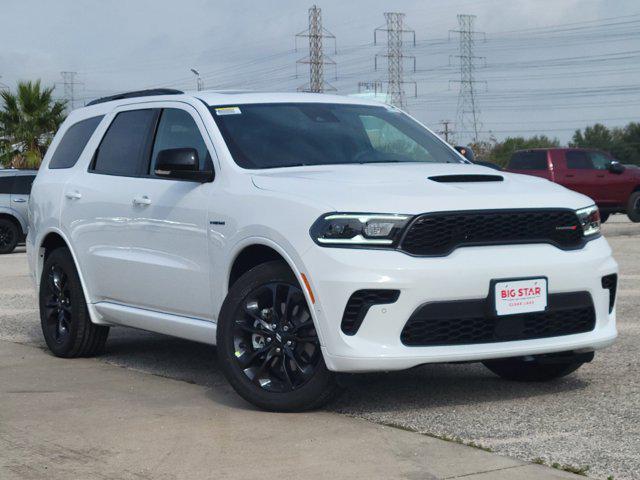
xmin=28 ymin=90 xmax=618 ymax=411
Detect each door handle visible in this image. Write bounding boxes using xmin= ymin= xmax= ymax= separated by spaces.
xmin=132 ymin=195 xmax=151 ymax=206
xmin=597 ymin=174 xmax=605 ymax=178
xmin=65 ymin=191 xmax=82 ymax=200
xmin=12 ymin=198 xmax=26 ymax=203
xmin=565 ymin=174 xmax=575 ymax=178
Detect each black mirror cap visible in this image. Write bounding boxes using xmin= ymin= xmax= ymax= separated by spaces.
xmin=609 ymin=161 xmax=625 ymax=174
xmin=454 ymin=145 xmax=475 ymax=162
xmin=155 ymin=148 xmax=214 ymax=182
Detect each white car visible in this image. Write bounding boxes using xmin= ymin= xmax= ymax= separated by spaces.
xmin=27 ymin=90 xmax=618 ymax=411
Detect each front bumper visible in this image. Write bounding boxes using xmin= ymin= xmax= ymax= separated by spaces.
xmin=301 ymin=236 xmax=618 ymax=372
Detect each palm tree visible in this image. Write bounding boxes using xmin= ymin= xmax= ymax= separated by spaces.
xmin=0 ymin=80 xmax=66 ymax=168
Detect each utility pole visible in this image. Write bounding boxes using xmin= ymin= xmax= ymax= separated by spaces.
xmin=449 ymin=14 xmax=486 ymax=143
xmin=60 ymin=71 xmax=83 ymax=110
xmin=373 ymin=12 xmax=417 ymax=110
xmin=438 ymin=120 xmax=455 ymax=144
xmin=295 ymin=5 xmax=337 ymax=93
xmin=190 ymin=68 xmax=203 ymax=91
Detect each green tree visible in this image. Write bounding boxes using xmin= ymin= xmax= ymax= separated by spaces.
xmin=571 ymin=123 xmax=613 ymax=151
xmin=483 ymin=135 xmax=560 ymax=167
xmin=0 ymin=80 xmax=66 ymax=168
xmin=572 ymin=122 xmax=640 ymax=165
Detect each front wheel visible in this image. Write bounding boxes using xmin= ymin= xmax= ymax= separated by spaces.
xmin=627 ymin=192 xmax=640 ymax=223
xmin=483 ymin=355 xmax=586 ymax=382
xmin=217 ymin=261 xmax=338 ymax=411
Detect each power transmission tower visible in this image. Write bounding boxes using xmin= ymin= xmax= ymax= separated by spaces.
xmin=295 ymin=5 xmax=337 ymax=93
xmin=438 ymin=120 xmax=455 ymax=144
xmin=358 ymin=81 xmax=384 ymax=95
xmin=449 ymin=14 xmax=486 ymax=143
xmin=373 ymin=12 xmax=417 ymax=110
xmin=60 ymin=71 xmax=83 ymax=110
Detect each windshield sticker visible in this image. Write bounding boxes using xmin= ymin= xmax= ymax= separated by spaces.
xmin=215 ymin=106 xmax=242 ymax=116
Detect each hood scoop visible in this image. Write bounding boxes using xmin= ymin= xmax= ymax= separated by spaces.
xmin=428 ymin=174 xmax=504 ymax=183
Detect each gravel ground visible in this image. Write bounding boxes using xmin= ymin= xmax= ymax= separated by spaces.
xmin=1 ymin=215 xmax=638 ymax=479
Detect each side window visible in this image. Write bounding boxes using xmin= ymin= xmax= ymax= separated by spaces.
xmin=359 ymin=115 xmax=433 ymax=162
xmin=11 ymin=175 xmax=36 ymax=195
xmin=589 ymin=152 xmax=611 ymax=171
xmin=92 ymin=109 xmax=158 ymax=177
xmin=150 ymin=108 xmax=211 ymax=174
xmin=566 ymin=151 xmax=594 ymax=170
xmin=49 ymin=115 xmax=104 ymax=169
xmin=0 ymin=176 xmax=13 ymax=194
xmin=508 ymin=151 xmax=547 ymax=170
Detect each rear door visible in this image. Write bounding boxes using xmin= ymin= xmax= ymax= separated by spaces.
xmin=10 ymin=174 xmax=36 ymax=225
xmin=507 ymin=151 xmax=552 ymax=180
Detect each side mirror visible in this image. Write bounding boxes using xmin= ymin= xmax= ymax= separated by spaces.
xmin=155 ymin=148 xmax=213 ymax=182
xmin=608 ymin=161 xmax=625 ymax=174
xmin=454 ymin=145 xmax=475 ymax=162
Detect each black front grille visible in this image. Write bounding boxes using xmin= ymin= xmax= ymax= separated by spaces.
xmin=401 ymin=292 xmax=595 ymax=346
xmin=601 ymin=274 xmax=617 ymax=313
xmin=341 ymin=289 xmax=400 ymax=335
xmin=400 ymin=209 xmax=584 ymax=256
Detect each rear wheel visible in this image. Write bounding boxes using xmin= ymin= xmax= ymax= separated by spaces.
xmin=217 ymin=261 xmax=338 ymax=411
xmin=627 ymin=192 xmax=640 ymax=223
xmin=39 ymin=248 xmax=109 ymax=357
xmin=0 ymin=218 xmax=19 ymax=254
xmin=483 ymin=355 xmax=587 ymax=382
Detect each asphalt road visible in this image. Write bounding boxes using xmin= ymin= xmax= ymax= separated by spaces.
xmin=1 ymin=215 xmax=638 ymax=480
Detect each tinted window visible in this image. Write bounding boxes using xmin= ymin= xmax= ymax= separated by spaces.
xmin=0 ymin=176 xmax=13 ymax=194
xmin=92 ymin=109 xmax=157 ymax=176
xmin=11 ymin=175 xmax=36 ymax=195
xmin=210 ymin=103 xmax=462 ymax=169
xmin=509 ymin=151 xmax=548 ymax=170
xmin=150 ymin=109 xmax=210 ymax=174
xmin=49 ymin=116 xmax=104 ymax=169
xmin=566 ymin=151 xmax=594 ymax=170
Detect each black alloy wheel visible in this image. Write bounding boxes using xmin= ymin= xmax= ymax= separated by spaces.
xmin=232 ymin=281 xmax=321 ymax=393
xmin=42 ymin=264 xmax=73 ymax=344
xmin=0 ymin=219 xmax=19 ymax=254
xmin=217 ymin=261 xmax=338 ymax=411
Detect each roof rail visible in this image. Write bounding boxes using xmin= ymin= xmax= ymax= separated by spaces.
xmin=86 ymin=88 xmax=184 ymax=106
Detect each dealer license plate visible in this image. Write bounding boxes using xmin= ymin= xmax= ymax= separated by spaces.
xmin=494 ymin=278 xmax=548 ymax=316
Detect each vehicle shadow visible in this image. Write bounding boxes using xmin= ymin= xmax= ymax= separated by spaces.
xmin=101 ymin=328 xmax=589 ymax=413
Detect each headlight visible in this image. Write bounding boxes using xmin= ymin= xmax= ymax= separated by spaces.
xmin=310 ymin=213 xmax=411 ymax=247
xmin=576 ymin=205 xmax=601 ymax=237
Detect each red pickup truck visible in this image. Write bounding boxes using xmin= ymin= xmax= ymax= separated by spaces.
xmin=506 ymin=148 xmax=640 ymax=223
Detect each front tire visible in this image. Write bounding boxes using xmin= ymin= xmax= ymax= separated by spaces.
xmin=217 ymin=261 xmax=338 ymax=411
xmin=627 ymin=192 xmax=640 ymax=223
xmin=483 ymin=356 xmax=586 ymax=382
xmin=0 ymin=218 xmax=19 ymax=254
xmin=39 ymin=248 xmax=109 ymax=357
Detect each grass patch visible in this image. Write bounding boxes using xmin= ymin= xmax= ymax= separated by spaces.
xmin=550 ymin=462 xmax=590 ymax=476
xmin=378 ymin=421 xmax=493 ymax=452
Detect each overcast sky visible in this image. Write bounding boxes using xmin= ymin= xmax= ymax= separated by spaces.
xmin=1 ymin=0 xmax=639 ymax=144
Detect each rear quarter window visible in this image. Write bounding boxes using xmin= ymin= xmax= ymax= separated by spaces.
xmin=11 ymin=175 xmax=36 ymax=195
xmin=508 ymin=151 xmax=548 ymax=170
xmin=49 ymin=115 xmax=104 ymax=169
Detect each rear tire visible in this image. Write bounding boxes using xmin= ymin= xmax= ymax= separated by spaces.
xmin=217 ymin=261 xmax=339 ymax=411
xmin=0 ymin=218 xmax=19 ymax=254
xmin=39 ymin=247 xmax=109 ymax=357
xmin=627 ymin=192 xmax=640 ymax=223
xmin=483 ymin=356 xmax=585 ymax=382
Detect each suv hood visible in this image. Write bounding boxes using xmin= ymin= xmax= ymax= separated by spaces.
xmin=251 ymin=163 xmax=593 ymax=213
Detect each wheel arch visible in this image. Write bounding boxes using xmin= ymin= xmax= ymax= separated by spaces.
xmin=0 ymin=210 xmax=25 ymax=236
xmin=223 ymin=237 xmax=324 ymax=342
xmin=36 ymin=229 xmax=108 ymax=325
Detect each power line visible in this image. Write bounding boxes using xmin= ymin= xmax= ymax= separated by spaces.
xmin=373 ymin=12 xmax=417 ymax=109
xmin=295 ymin=5 xmax=337 ymax=93
xmin=450 ymin=14 xmax=486 ymax=143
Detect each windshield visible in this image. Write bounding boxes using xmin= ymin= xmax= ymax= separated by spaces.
xmin=209 ymin=103 xmax=464 ymax=169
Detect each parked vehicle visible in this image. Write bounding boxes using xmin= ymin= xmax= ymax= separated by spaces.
xmin=454 ymin=146 xmax=502 ymax=170
xmin=0 ymin=169 xmax=37 ymax=254
xmin=506 ymin=148 xmax=640 ymax=223
xmin=27 ymin=90 xmax=618 ymax=411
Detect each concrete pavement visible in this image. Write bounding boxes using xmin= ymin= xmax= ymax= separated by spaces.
xmin=0 ymin=340 xmax=581 ymax=480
